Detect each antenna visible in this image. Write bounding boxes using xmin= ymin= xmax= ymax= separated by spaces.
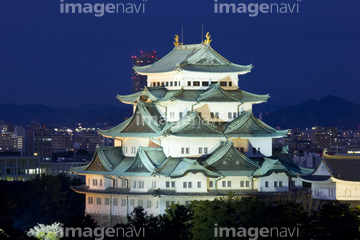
xmin=181 ymin=26 xmax=183 ymax=44
xmin=202 ymin=25 xmax=204 ymax=43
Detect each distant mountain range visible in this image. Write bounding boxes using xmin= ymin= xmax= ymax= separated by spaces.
xmin=261 ymin=95 xmax=360 ymax=129
xmin=0 ymin=103 xmax=132 ymax=128
xmin=1 ymin=95 xmax=359 ymax=129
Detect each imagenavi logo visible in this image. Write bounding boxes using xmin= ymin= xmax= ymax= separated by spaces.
xmin=60 ymin=0 xmax=147 ymax=17
xmin=213 ymin=0 xmax=301 ymax=17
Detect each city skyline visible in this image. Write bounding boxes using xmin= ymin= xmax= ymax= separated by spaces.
xmin=0 ymin=0 xmax=359 ymax=107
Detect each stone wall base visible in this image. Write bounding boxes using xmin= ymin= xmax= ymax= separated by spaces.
xmin=86 ymin=213 xmax=127 ymax=227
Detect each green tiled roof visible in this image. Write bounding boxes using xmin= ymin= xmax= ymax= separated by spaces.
xmin=115 ymin=86 xmax=268 ymax=104
xmin=202 ymin=141 xmax=260 ymax=176
xmin=170 ymin=158 xmax=220 ymax=178
xmin=99 ymin=102 xmax=165 ymax=138
xmin=134 ymin=44 xmax=252 ymax=74
xmin=253 ymin=147 xmax=313 ymax=177
xmin=167 ymin=111 xmax=223 ymax=137
xmin=225 ymin=111 xmax=289 ymax=138
xmin=196 ymin=83 xmax=239 ymax=102
xmin=125 ymin=147 xmax=167 ymax=173
xmin=116 ymin=87 xmax=159 ymax=104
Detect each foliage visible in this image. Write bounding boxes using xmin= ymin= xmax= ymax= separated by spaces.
xmin=158 ymin=203 xmax=193 ymax=240
xmin=27 ymin=222 xmax=63 ymax=240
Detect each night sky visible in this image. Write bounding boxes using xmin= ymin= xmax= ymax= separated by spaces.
xmin=1 ymin=0 xmax=359 ymax=108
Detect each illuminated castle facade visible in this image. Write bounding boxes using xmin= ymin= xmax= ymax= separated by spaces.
xmin=71 ymin=34 xmax=311 ymax=222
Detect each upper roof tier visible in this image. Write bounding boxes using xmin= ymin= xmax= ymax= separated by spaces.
xmin=133 ymin=43 xmax=252 ymax=75
xmin=116 ymin=84 xmax=269 ymax=104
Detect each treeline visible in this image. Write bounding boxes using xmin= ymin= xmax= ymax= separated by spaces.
xmin=1 ymin=176 xmax=360 ymax=239
xmin=0 ymin=174 xmax=88 ymax=239
xmin=109 ymin=194 xmax=360 ymax=240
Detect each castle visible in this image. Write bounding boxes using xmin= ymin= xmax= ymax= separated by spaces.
xmin=71 ymin=34 xmax=311 ymax=224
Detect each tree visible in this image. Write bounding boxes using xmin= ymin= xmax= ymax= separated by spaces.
xmin=158 ymin=203 xmax=193 ymax=240
xmin=311 ymin=201 xmax=359 ymax=240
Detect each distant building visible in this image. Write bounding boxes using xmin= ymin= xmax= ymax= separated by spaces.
xmin=41 ymin=161 xmax=88 ymax=180
xmin=0 ymin=156 xmax=40 ymax=181
xmin=25 ymin=123 xmax=52 ymax=161
xmin=52 ymin=131 xmax=73 ymax=152
xmin=310 ymin=126 xmax=338 ymax=150
xmin=131 ymin=51 xmax=160 ymax=93
xmin=73 ymin=130 xmax=104 ymax=154
xmin=0 ymin=123 xmax=24 ymax=153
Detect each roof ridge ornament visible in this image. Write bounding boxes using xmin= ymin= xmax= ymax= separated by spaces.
xmin=203 ymin=32 xmax=212 ymax=44
xmin=173 ymin=34 xmax=182 ymax=47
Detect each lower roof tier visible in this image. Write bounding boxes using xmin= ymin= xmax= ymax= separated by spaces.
xmin=72 ymin=143 xmax=312 ymax=178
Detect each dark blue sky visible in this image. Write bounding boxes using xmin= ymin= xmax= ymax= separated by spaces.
xmin=1 ymin=0 xmax=359 ymax=108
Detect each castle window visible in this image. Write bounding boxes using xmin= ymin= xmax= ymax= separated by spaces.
xmin=233 ymin=112 xmax=237 ymax=118
xmin=197 ymin=182 xmax=201 ymax=188
xmin=93 ymin=179 xmax=98 ymax=186
xmin=170 ymin=81 xmax=173 ymax=86
xmin=166 ymin=181 xmax=170 ymax=188
xmin=274 ymin=181 xmax=278 ymax=188
xmin=240 ymin=181 xmax=244 ymax=187
xmin=202 ymin=81 xmax=209 ymax=86
xmin=139 ymin=181 xmax=144 ymax=188
xmin=188 ymin=182 xmax=192 ymax=188
xmin=204 ymin=148 xmax=208 ymax=154
xmin=170 ymin=112 xmax=175 ymax=119
xmin=146 ymin=200 xmax=151 ymax=208
xmin=174 ymin=81 xmax=178 ymax=86
xmin=152 ymin=181 xmax=156 ymax=188
xmin=99 ymin=179 xmax=102 ymax=186
xmin=171 ymin=181 xmax=175 ymax=188
xmin=215 ymin=112 xmax=219 ymax=118
xmin=253 ymin=148 xmax=256 ymax=154
xmin=228 ymin=112 xmax=232 ymax=119
xmin=222 ymin=181 xmax=226 ymax=187
xmin=133 ymin=181 xmax=136 ymax=188
xmin=156 ymin=201 xmax=159 ymax=208
xmin=130 ymin=199 xmax=134 ymax=206
xmin=199 ymin=148 xmax=203 ymax=154
xmin=186 ymin=148 xmax=190 ymax=154
xmin=121 ymin=199 xmax=126 ymax=206
xmin=193 ymin=81 xmax=200 ymax=86
xmin=113 ymin=198 xmax=118 ymax=206
xmin=183 ymin=182 xmax=187 ymax=188
xmin=166 ymin=201 xmax=170 ymax=207
xmin=166 ymin=82 xmax=169 ymax=86
xmin=229 ymin=82 xmax=232 ymax=87
xmin=187 ymin=81 xmax=191 ymax=86
xmin=210 ymin=112 xmax=215 ymax=118
xmin=220 ymin=82 xmax=227 ymax=86
xmin=265 ymin=181 xmax=269 ymax=188
xmin=88 ymin=197 xmax=93 ymax=204
xmin=181 ymin=148 xmax=185 ymax=154
xmin=121 ymin=179 xmax=126 ymax=187
xmin=240 ymin=147 xmax=244 ymax=153
xmin=279 ymin=181 xmax=283 ymax=188
xmin=96 ymin=198 xmax=101 ymax=205
xmin=138 ymin=200 xmax=143 ymax=207
xmin=179 ymin=112 xmax=183 ymax=118
xmin=246 ymin=181 xmax=250 ymax=188
xmin=209 ymin=181 xmax=214 ymax=188
xmin=227 ymin=181 xmax=231 ymax=187
xmin=105 ymin=198 xmax=110 ymax=205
